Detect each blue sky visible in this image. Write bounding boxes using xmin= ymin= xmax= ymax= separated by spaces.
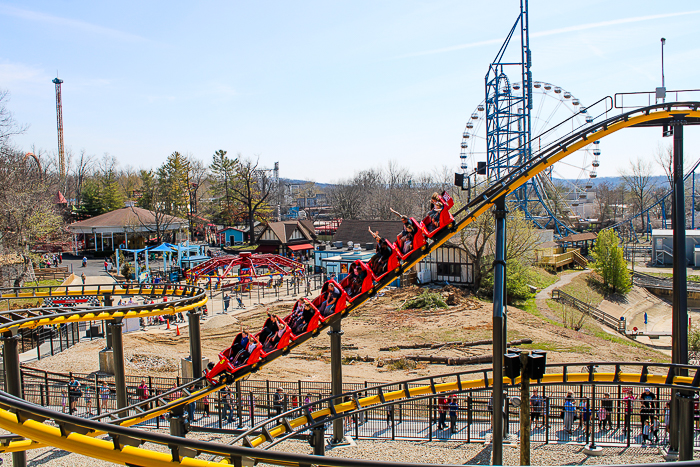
xmin=2 ymin=1 xmax=699 ymax=183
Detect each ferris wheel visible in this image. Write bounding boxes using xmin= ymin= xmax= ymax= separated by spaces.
xmin=459 ymin=81 xmax=601 ymax=224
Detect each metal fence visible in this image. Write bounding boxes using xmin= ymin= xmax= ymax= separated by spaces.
xmin=9 ymin=369 xmax=699 ymax=448
xmin=16 ymin=321 xmax=106 ymax=361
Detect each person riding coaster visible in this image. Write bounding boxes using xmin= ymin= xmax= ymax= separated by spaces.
xmin=367 ymin=226 xmax=393 ymax=277
xmin=317 ymin=281 xmax=342 ymax=318
xmin=424 ymin=192 xmax=444 ymax=233
xmin=339 ymin=261 xmax=371 ymax=299
xmin=256 ymin=311 xmax=288 ymax=354
xmin=420 ymin=191 xmax=455 ymax=238
xmin=286 ymin=300 xmax=318 ymax=336
xmin=390 ymin=208 xmax=417 ymax=255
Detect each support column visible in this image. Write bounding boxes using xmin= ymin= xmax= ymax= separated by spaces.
xmin=236 ymin=380 xmax=244 ymax=428
xmin=671 ymin=118 xmax=688 ymax=365
xmin=188 ymin=308 xmax=203 ymax=380
xmin=328 ymin=321 xmax=344 ymax=443
xmin=670 ymin=117 xmax=688 ymax=455
xmin=109 ymin=319 xmax=127 ymax=417
xmin=519 ymin=351 xmax=530 ymax=466
xmin=492 ymin=196 xmax=507 ymax=466
xmin=678 ymin=391 xmax=694 ymax=461
xmin=311 ymin=425 xmax=325 ymax=456
xmin=3 ymin=333 xmax=26 ymax=467
xmin=104 ymin=294 xmax=113 ymax=349
xmin=169 ymin=405 xmax=188 ymax=438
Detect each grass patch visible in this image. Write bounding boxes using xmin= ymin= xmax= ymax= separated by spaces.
xmin=516 ymin=297 xmax=561 ymax=327
xmin=528 ymin=267 xmax=558 ymax=289
xmin=559 ymin=273 xmax=605 ymax=307
xmin=519 ymin=341 xmax=591 ymax=353
xmin=644 ymin=272 xmax=700 ymax=282
xmin=1 ymin=279 xmax=65 ymax=310
xmin=386 ymin=358 xmax=417 ymax=371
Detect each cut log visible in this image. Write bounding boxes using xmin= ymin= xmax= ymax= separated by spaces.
xmin=379 ymin=338 xmax=532 ymax=351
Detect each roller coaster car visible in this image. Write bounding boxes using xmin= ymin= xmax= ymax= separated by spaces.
xmin=255 ymin=317 xmax=293 ymax=357
xmin=338 ymin=262 xmax=372 ymax=300
xmin=311 ymin=279 xmax=349 ymax=318
xmin=283 ymin=299 xmax=322 ymax=338
xmin=395 ymin=218 xmax=426 ymax=260
xmin=367 ymin=242 xmax=401 ymax=282
xmin=420 ymin=191 xmax=455 ymax=239
xmin=206 ymin=332 xmax=262 ymax=384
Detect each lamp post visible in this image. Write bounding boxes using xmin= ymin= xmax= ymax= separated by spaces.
xmin=660 ymin=38 xmax=667 ymax=103
xmin=661 ymin=38 xmax=666 ymax=89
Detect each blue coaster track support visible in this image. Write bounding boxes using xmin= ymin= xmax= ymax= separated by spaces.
xmin=483 ymin=0 xmax=573 ymax=236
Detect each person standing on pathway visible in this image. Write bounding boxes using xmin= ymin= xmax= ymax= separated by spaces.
xmin=223 ymin=293 xmax=230 ymax=313
xmin=437 ymin=396 xmax=447 ymax=430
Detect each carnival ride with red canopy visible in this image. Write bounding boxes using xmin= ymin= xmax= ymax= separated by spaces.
xmin=186 ymin=252 xmax=305 ymax=289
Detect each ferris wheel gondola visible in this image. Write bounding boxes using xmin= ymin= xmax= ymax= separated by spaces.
xmin=459 ymin=81 xmax=601 ymax=222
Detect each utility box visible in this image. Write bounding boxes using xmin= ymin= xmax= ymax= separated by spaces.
xmin=181 ymin=356 xmax=210 ymax=380
xmin=99 ymin=349 xmax=114 ymax=374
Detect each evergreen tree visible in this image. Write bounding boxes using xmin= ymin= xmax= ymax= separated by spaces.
xmin=157 ymin=152 xmax=189 ymax=217
xmin=80 ymin=179 xmax=103 ymax=216
xmin=210 ymin=149 xmax=238 ymax=225
xmin=100 ymin=166 xmax=124 ymax=212
xmin=137 ymin=169 xmax=157 ymax=211
xmin=592 ymin=229 xmax=631 ymax=294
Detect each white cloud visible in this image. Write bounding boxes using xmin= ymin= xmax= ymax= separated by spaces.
xmin=398 ymin=9 xmax=700 ymax=59
xmin=0 ymin=61 xmax=49 ymax=88
xmin=0 ymin=4 xmax=147 ymax=42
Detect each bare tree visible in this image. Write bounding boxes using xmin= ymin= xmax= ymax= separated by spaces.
xmin=0 ymin=148 xmax=64 ymax=285
xmin=185 ymin=155 xmax=209 ymax=240
xmin=230 ymin=157 xmax=273 ymax=243
xmin=118 ymin=165 xmax=142 ymax=200
xmin=654 ymin=143 xmax=673 ymax=190
xmin=0 ymin=89 xmax=27 ymax=145
xmin=620 ymin=158 xmax=654 ymax=232
xmin=594 ymin=181 xmax=616 ymax=225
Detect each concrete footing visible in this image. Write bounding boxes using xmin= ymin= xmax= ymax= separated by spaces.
xmin=181 ymin=356 xmax=209 ymax=380
xmin=99 ymin=349 xmax=114 ymax=374
xmin=583 ymin=445 xmax=603 ymax=456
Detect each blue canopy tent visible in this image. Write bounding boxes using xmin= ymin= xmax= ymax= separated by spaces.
xmin=146 ymin=243 xmax=179 ymax=282
xmin=117 ymin=246 xmax=149 ymax=282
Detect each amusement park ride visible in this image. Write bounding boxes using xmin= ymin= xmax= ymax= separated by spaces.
xmin=186 ymin=252 xmax=305 ymax=290
xmin=0 ymin=2 xmax=699 ymax=467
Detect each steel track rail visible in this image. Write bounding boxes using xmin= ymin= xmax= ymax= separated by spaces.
xmin=0 ymin=364 xmax=698 ymax=466
xmin=0 ymin=101 xmax=697 ymax=464
xmin=224 ymin=362 xmax=700 ymax=451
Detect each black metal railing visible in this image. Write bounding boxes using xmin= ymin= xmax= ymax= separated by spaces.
xmin=551 ymin=289 xmax=621 ymax=331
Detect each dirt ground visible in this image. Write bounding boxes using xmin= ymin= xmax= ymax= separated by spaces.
xmin=25 ymin=285 xmax=670 ymax=383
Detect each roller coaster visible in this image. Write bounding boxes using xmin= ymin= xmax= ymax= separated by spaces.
xmin=0 ymin=101 xmax=696 ymax=467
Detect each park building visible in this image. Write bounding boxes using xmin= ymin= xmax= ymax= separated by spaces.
xmin=316 ymin=219 xmax=475 ymax=287
xmin=253 ymin=219 xmax=317 ymax=257
xmin=651 ymin=229 xmax=700 ymax=266
xmin=66 ymin=203 xmax=188 ymax=255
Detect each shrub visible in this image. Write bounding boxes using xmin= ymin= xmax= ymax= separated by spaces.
xmin=399 ymin=291 xmax=447 ymax=310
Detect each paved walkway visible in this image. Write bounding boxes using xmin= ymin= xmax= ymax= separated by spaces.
xmin=534 ymin=270 xmax=588 ymax=322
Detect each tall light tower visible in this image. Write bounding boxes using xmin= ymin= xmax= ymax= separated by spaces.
xmin=52 ymin=76 xmax=66 ymax=183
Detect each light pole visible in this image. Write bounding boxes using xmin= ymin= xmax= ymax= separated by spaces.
xmin=660 ymin=38 xmax=666 ymax=103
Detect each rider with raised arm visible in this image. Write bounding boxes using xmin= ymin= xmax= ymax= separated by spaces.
xmin=390 ymin=208 xmax=416 ymax=254
xmin=424 ymin=192 xmax=444 ymax=232
xmin=368 ymin=226 xmax=393 ymax=276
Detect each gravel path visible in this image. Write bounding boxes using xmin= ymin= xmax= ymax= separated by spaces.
xmin=0 ymin=431 xmax=683 ymax=467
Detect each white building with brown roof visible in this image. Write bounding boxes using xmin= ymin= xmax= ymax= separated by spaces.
xmin=67 ymin=205 xmax=188 ymax=253
xmin=255 ymin=219 xmax=317 ymax=256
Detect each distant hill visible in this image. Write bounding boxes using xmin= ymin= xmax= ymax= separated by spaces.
xmin=281 ymin=178 xmax=334 ymax=189
xmin=553 ymin=175 xmax=669 ymax=188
